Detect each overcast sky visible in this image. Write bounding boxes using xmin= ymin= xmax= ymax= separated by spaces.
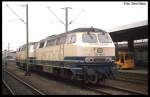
xmin=2 ymin=1 xmax=148 ymax=51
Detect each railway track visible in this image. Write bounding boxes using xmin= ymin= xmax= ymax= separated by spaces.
xmin=17 ymin=66 xmax=148 ymax=86
xmin=2 ymin=70 xmax=45 ymax=95
xmin=2 ymin=80 xmax=14 ymax=95
xmin=81 ymin=84 xmax=144 ymax=95
xmin=71 ymin=78 xmax=147 ymax=95
xmin=115 ymin=77 xmax=147 ymax=85
xmin=102 ymin=84 xmax=146 ymax=95
xmin=31 ymin=69 xmax=146 ymax=95
xmin=114 ymin=72 xmax=148 ymax=85
xmin=6 ymin=64 xmax=147 ymax=95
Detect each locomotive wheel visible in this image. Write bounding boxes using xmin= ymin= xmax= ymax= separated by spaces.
xmin=89 ymin=73 xmax=107 ymax=85
xmin=88 ymin=73 xmax=99 ymax=84
xmin=60 ymin=68 xmax=65 ymax=78
xmin=83 ymin=75 xmax=89 ymax=84
xmin=99 ymin=73 xmax=107 ymax=85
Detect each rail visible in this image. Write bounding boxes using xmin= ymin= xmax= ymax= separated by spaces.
xmin=2 ymin=70 xmax=45 ymax=95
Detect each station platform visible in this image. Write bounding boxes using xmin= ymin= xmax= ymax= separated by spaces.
xmin=114 ymin=66 xmax=148 ymax=85
xmin=117 ymin=69 xmax=148 ymax=75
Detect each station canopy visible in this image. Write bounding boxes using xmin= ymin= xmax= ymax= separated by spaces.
xmin=109 ymin=20 xmax=148 ymax=42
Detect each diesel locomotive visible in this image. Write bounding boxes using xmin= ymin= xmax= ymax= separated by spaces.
xmin=16 ymin=27 xmax=116 ymax=84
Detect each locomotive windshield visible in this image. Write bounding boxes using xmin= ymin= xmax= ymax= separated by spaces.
xmin=82 ymin=32 xmax=112 ymax=43
xmin=82 ymin=33 xmax=97 ymax=43
xmin=98 ymin=33 xmax=112 ymax=43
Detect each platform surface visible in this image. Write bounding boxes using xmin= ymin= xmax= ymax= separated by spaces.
xmin=117 ymin=67 xmax=148 ymax=75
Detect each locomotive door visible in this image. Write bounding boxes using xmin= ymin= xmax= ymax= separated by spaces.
xmin=59 ymin=44 xmax=64 ymax=61
xmin=59 ymin=36 xmax=65 ymax=61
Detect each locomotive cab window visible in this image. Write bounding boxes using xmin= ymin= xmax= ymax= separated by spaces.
xmin=20 ymin=47 xmax=23 ymax=51
xmin=46 ymin=39 xmax=56 ymax=47
xmin=98 ymin=33 xmax=112 ymax=43
xmin=56 ymin=38 xmax=61 ymax=45
xmin=70 ymin=34 xmax=76 ymax=43
xmin=33 ymin=43 xmax=38 ymax=49
xmin=21 ymin=46 xmax=26 ymax=51
xmin=19 ymin=48 xmax=21 ymax=51
xmin=39 ymin=42 xmax=45 ymax=48
xmin=82 ymin=33 xmax=97 ymax=43
xmin=66 ymin=34 xmax=76 ymax=44
xmin=60 ymin=36 xmax=66 ymax=44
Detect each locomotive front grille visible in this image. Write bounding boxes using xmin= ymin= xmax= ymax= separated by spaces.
xmin=85 ymin=57 xmax=106 ymax=63
xmin=94 ymin=58 xmax=106 ymax=63
xmin=85 ymin=57 xmax=113 ymax=63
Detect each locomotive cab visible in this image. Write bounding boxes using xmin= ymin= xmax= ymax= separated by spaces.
xmin=64 ymin=28 xmax=116 ymax=84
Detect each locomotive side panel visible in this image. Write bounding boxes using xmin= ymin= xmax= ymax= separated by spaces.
xmin=16 ymin=43 xmax=37 ymax=67
xmin=36 ymin=45 xmax=62 ymax=61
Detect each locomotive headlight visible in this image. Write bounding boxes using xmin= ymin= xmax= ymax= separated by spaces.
xmin=108 ymin=57 xmax=115 ymax=62
xmin=97 ymin=48 xmax=103 ymax=53
xmin=105 ymin=58 xmax=109 ymax=62
xmin=85 ymin=57 xmax=95 ymax=62
xmin=108 ymin=57 xmax=112 ymax=62
xmin=105 ymin=57 xmax=113 ymax=62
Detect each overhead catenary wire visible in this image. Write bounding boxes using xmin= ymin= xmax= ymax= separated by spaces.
xmin=6 ymin=4 xmax=26 ymax=24
xmin=47 ymin=7 xmax=65 ymax=26
xmin=69 ymin=9 xmax=84 ymax=25
xmin=8 ymin=19 xmax=20 ymax=23
xmin=49 ymin=21 xmax=60 ymax=24
xmin=72 ymin=21 xmax=90 ymax=26
xmin=47 ymin=7 xmax=84 ymax=28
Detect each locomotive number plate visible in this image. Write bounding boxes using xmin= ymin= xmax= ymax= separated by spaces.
xmin=97 ymin=48 xmax=103 ymax=53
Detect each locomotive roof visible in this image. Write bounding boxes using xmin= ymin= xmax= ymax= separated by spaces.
xmin=46 ymin=27 xmax=107 ymax=40
xmin=17 ymin=27 xmax=107 ymax=48
xmin=68 ymin=27 xmax=107 ymax=33
xmin=19 ymin=42 xmax=37 ymax=48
